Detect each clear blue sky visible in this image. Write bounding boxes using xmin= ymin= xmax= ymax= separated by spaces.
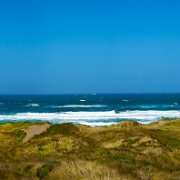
xmin=0 ymin=0 xmax=180 ymax=94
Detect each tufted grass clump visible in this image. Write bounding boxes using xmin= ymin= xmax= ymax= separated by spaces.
xmin=37 ymin=161 xmax=57 ymax=179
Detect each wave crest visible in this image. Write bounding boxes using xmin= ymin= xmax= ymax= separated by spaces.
xmin=0 ymin=110 xmax=180 ymax=126
xmin=25 ymin=104 xmax=39 ymax=107
xmin=50 ymin=105 xmax=107 ymax=108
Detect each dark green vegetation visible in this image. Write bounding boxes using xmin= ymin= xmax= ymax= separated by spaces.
xmin=37 ymin=161 xmax=57 ymax=179
xmin=0 ymin=119 xmax=179 ymax=179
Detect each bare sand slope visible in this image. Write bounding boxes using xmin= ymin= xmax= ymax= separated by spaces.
xmin=23 ymin=124 xmax=50 ymax=143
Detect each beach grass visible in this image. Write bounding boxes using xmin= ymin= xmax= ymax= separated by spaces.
xmin=0 ymin=119 xmax=179 ymax=179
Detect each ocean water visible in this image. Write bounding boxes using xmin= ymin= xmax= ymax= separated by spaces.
xmin=0 ymin=94 xmax=180 ymax=126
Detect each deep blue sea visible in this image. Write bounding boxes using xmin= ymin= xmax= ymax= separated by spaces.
xmin=0 ymin=94 xmax=180 ymax=126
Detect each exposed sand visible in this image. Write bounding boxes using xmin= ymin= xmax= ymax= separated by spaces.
xmin=23 ymin=124 xmax=50 ymax=143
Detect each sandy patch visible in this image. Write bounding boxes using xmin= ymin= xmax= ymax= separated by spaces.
xmin=23 ymin=124 xmax=50 ymax=143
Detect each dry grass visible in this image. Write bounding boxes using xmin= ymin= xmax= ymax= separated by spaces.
xmin=0 ymin=119 xmax=179 ymax=179
xmin=48 ymin=160 xmax=124 ymax=180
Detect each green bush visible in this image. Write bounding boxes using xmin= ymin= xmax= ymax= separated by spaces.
xmin=36 ymin=161 xmax=56 ymax=179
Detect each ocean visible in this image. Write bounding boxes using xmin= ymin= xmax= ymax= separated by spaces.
xmin=0 ymin=94 xmax=180 ymax=126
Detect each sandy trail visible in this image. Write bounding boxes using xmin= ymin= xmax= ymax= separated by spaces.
xmin=23 ymin=124 xmax=50 ymax=143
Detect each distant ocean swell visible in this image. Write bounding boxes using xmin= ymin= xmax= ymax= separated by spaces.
xmin=0 ymin=110 xmax=180 ymax=126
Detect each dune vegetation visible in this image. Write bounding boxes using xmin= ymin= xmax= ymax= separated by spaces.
xmin=0 ymin=119 xmax=179 ymax=179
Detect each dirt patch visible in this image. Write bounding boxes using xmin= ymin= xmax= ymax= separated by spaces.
xmin=23 ymin=124 xmax=50 ymax=143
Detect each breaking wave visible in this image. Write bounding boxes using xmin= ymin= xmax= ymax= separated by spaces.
xmin=0 ymin=110 xmax=180 ymax=126
xmin=50 ymin=105 xmax=107 ymax=108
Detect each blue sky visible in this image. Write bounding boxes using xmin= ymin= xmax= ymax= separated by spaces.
xmin=0 ymin=0 xmax=180 ymax=94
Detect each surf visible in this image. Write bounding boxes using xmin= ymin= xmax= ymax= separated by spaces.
xmin=0 ymin=110 xmax=180 ymax=126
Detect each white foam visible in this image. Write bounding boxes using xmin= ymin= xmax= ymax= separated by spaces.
xmin=0 ymin=110 xmax=180 ymax=126
xmin=137 ymin=104 xmax=177 ymax=109
xmin=78 ymin=121 xmax=117 ymax=127
xmin=25 ymin=103 xmax=39 ymax=107
xmin=50 ymin=105 xmax=107 ymax=108
xmin=80 ymin=99 xmax=86 ymax=102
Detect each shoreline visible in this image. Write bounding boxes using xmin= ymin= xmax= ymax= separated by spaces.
xmin=0 ymin=117 xmax=179 ymax=126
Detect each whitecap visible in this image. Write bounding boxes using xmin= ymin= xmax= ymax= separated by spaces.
xmin=129 ymin=104 xmax=179 ymax=109
xmin=80 ymin=99 xmax=86 ymax=102
xmin=122 ymin=100 xmax=129 ymax=102
xmin=25 ymin=103 xmax=39 ymax=107
xmin=50 ymin=105 xmax=107 ymax=108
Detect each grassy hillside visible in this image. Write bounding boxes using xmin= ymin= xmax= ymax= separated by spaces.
xmin=0 ymin=119 xmax=179 ymax=179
